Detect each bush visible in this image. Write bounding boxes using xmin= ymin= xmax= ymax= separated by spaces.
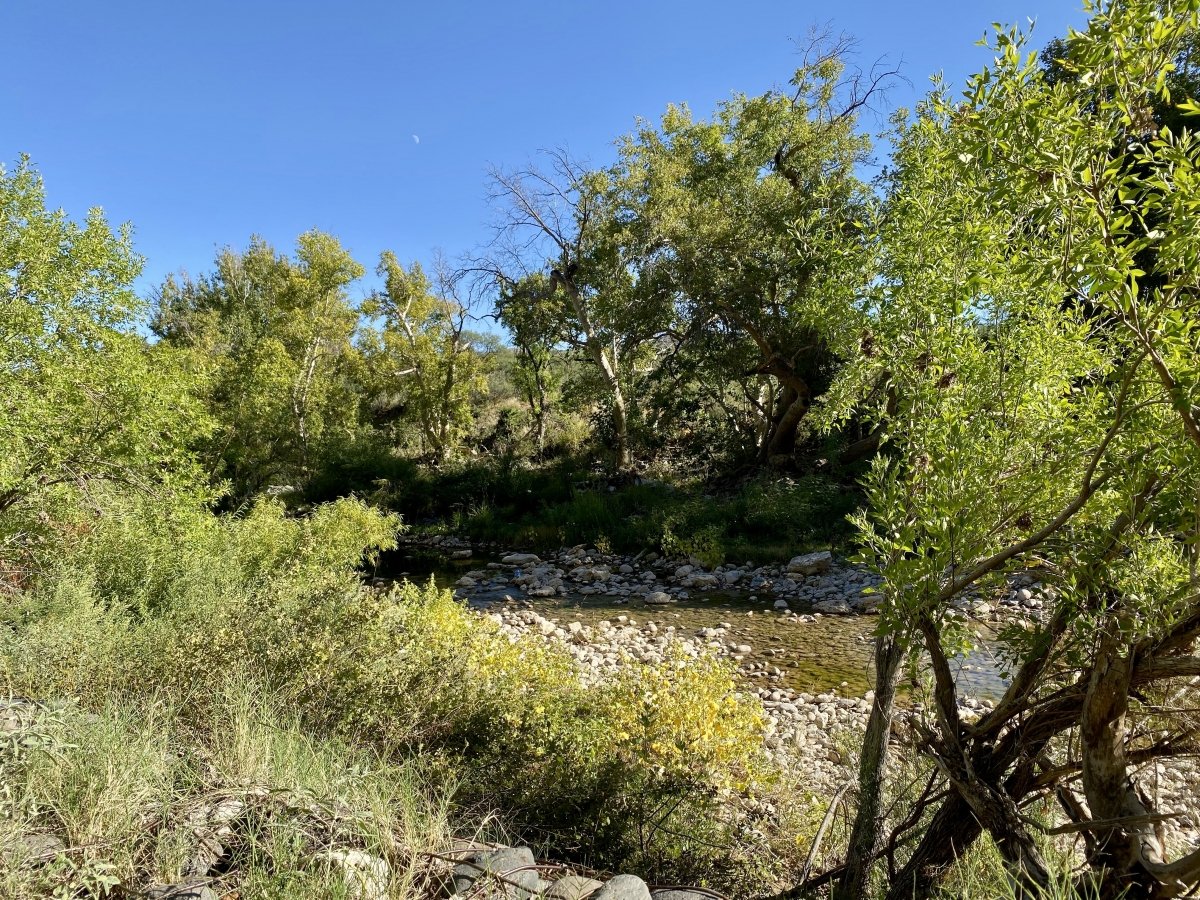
xmin=0 ymin=489 xmax=795 ymax=891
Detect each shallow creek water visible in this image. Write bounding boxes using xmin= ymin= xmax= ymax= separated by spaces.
xmin=376 ymin=548 xmax=1011 ymax=701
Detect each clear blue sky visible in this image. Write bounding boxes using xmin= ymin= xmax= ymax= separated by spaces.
xmin=3 ymin=1 xmax=1089 ymax=303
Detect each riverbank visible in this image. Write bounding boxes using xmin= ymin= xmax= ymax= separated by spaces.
xmin=395 ymin=536 xmax=1200 ymax=860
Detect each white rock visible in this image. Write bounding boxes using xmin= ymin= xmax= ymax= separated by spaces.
xmin=319 ymin=849 xmax=389 ymax=900
xmin=788 ymin=551 xmax=833 ymax=575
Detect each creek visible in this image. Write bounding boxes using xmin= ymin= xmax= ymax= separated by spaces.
xmin=375 ymin=546 xmax=1012 ymax=701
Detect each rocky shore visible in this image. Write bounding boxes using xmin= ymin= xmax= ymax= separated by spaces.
xmin=408 ymin=537 xmax=1200 ymax=859
xmin=415 ymin=535 xmax=1052 ymax=629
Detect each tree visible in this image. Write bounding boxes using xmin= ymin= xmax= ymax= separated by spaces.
xmin=483 ymin=150 xmax=677 ymax=469
xmin=810 ymin=4 xmax=1200 ymax=897
xmin=153 ymin=232 xmax=364 ymax=499
xmin=494 ymin=274 xmax=564 ymax=454
xmin=0 ymin=157 xmax=208 ymax=577
xmin=361 ymin=254 xmax=486 ymax=464
xmin=611 ymin=40 xmax=885 ymax=465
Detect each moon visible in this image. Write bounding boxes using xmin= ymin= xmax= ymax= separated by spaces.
xmin=412 ymin=134 xmax=420 ymax=144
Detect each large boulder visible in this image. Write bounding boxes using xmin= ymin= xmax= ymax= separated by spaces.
xmin=787 ymin=550 xmax=833 ymax=575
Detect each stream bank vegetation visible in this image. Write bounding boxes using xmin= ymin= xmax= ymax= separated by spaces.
xmin=5 ymin=1 xmax=1200 ymax=897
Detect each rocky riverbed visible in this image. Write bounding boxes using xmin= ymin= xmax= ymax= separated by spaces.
xmin=385 ymin=536 xmax=1200 ymax=858
xmin=383 ymin=537 xmax=1040 ymax=698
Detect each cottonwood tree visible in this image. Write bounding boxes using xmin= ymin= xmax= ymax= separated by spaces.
xmin=360 ymin=254 xmax=485 ymax=464
xmin=483 ymin=150 xmax=677 ymax=469
xmin=611 ymin=41 xmax=884 ymax=465
xmin=808 ymin=4 xmax=1200 ymax=898
xmin=0 ymin=157 xmax=207 ymax=579
xmin=494 ymin=273 xmax=564 ymax=454
xmin=153 ymin=232 xmax=364 ymax=499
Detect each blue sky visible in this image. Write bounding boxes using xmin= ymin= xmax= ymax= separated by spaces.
xmin=3 ymin=2 xmax=1089 ymax=304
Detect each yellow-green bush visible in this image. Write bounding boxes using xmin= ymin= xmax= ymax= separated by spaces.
xmin=1 ymin=493 xmax=787 ymax=889
xmin=216 ymin=579 xmax=771 ymax=881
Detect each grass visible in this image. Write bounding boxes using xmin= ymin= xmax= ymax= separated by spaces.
xmin=0 ymin=681 xmax=455 ymax=899
xmin=385 ymin=457 xmax=861 ymax=564
xmin=0 ymin=491 xmax=816 ymax=896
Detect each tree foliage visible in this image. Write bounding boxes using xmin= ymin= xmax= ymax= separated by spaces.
xmin=819 ymin=3 xmax=1200 ymax=896
xmin=0 ymin=156 xmax=207 ymax=577
xmin=152 ymin=232 xmax=364 ymax=499
xmin=361 ymin=253 xmax=486 ymax=464
xmin=613 ymin=45 xmax=880 ymax=463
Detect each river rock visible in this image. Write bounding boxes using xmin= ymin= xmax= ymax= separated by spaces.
xmin=453 ymin=846 xmax=539 ymax=895
xmin=644 ymin=591 xmax=675 ymax=605
xmin=814 ymin=599 xmax=852 ymax=614
xmin=8 ymin=833 xmax=65 ymax=865
xmin=319 ymin=849 xmax=389 ymax=900
xmin=788 ymin=551 xmax=833 ymax=575
xmin=546 ymin=875 xmax=606 ymax=899
xmin=502 ymin=553 xmax=541 ymax=566
xmin=594 ymin=874 xmax=652 ymax=900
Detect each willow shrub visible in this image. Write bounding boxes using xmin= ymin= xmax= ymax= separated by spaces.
xmin=1 ymin=492 xmax=781 ymax=887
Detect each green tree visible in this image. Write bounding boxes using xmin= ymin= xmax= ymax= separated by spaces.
xmin=495 ymin=276 xmax=564 ymax=454
xmin=815 ymin=4 xmax=1200 ymax=897
xmin=484 ymin=151 xmax=678 ymax=469
xmin=153 ymin=232 xmax=365 ymax=499
xmin=612 ymin=41 xmax=882 ymax=465
xmin=0 ymin=157 xmax=208 ymax=574
xmin=361 ymin=254 xmax=486 ymax=464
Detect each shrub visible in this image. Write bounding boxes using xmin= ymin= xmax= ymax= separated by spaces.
xmin=0 ymin=491 xmax=789 ymax=890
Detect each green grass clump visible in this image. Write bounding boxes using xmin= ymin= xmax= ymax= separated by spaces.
xmin=0 ymin=683 xmax=452 ymax=900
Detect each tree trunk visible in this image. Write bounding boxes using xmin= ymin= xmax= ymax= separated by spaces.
xmin=611 ymin=379 xmax=631 ymax=469
xmin=835 ymin=634 xmax=904 ymax=900
xmin=765 ymin=385 xmax=810 ymax=463
xmin=584 ymin=338 xmax=631 ymax=469
xmin=1079 ymin=633 xmax=1165 ymax=898
xmin=885 ymin=794 xmax=980 ymax=900
xmin=533 ymin=369 xmax=548 ymax=453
